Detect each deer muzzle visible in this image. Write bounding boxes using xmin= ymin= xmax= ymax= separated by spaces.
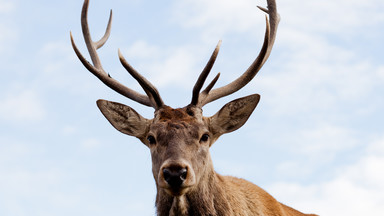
xmin=158 ymin=159 xmax=196 ymax=196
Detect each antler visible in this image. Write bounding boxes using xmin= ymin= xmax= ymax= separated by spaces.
xmin=191 ymin=0 xmax=280 ymax=107
xmin=190 ymin=41 xmax=222 ymax=106
xmin=70 ymin=0 xmax=164 ymax=109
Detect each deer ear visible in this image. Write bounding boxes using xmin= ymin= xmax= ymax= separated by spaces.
xmin=209 ymin=94 xmax=260 ymax=138
xmin=96 ymin=99 xmax=150 ymax=140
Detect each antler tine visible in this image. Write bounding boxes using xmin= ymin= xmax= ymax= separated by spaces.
xmin=198 ymin=72 xmax=221 ymax=103
xmin=95 ymin=9 xmax=112 ymax=49
xmin=118 ymin=50 xmax=164 ymax=109
xmin=71 ymin=0 xmax=153 ymax=107
xmin=199 ymin=0 xmax=280 ymax=107
xmin=190 ymin=40 xmax=222 ymax=106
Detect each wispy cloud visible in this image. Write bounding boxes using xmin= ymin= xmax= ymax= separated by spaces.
xmin=172 ymin=0 xmax=263 ymax=34
xmin=120 ymin=40 xmax=215 ymax=89
xmin=268 ymin=137 xmax=384 ymax=216
xmin=279 ymin=0 xmax=384 ymax=34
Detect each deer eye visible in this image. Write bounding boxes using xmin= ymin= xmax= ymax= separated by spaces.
xmin=200 ymin=134 xmax=209 ymax=143
xmin=147 ymin=135 xmax=156 ymax=145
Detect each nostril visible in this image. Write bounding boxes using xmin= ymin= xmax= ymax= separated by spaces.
xmin=162 ymin=167 xmax=188 ymax=188
xmin=163 ymin=168 xmax=172 ymax=182
xmin=179 ymin=168 xmax=187 ymax=181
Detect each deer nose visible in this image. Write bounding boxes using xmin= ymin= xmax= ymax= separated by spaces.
xmin=162 ymin=167 xmax=188 ymax=188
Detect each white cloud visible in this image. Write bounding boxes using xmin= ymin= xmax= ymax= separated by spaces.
xmin=172 ymin=0 xmax=384 ymax=35
xmin=377 ymin=66 xmax=384 ymax=80
xmin=168 ymin=0 xmax=384 ymax=117
xmin=295 ymin=124 xmax=358 ymax=155
xmin=120 ymin=41 xmax=207 ymax=89
xmin=279 ymin=0 xmax=384 ymax=34
xmin=368 ymin=137 xmax=384 ymax=156
xmin=122 ymin=40 xmax=161 ymax=59
xmin=38 ymin=41 xmax=77 ymax=87
xmin=172 ymin=0 xmax=263 ymax=35
xmin=258 ymin=29 xmax=384 ymax=116
xmin=268 ymin=137 xmax=384 ymax=216
xmin=171 ymin=0 xmax=384 ymax=43
xmin=36 ymin=40 xmax=107 ymax=96
xmin=148 ymin=45 xmax=199 ymax=87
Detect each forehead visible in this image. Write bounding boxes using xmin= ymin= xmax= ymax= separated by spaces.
xmin=158 ymin=107 xmax=194 ymax=122
xmin=152 ymin=106 xmax=204 ymax=130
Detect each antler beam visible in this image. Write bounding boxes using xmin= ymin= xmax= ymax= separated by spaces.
xmin=72 ymin=0 xmax=279 ymax=110
xmin=70 ymin=0 xmax=163 ymax=109
xmin=192 ymin=0 xmax=280 ymax=107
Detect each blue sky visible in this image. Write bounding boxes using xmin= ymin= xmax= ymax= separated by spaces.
xmin=0 ymin=0 xmax=383 ymax=215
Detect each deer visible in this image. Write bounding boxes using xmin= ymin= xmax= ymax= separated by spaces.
xmin=70 ymin=0 xmax=318 ymax=215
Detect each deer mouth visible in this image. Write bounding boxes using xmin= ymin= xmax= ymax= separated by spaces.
xmin=159 ymin=173 xmax=195 ymax=197
xmin=163 ymin=185 xmax=191 ymax=197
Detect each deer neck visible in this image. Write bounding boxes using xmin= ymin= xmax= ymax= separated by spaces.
xmin=155 ymin=165 xmax=229 ymax=216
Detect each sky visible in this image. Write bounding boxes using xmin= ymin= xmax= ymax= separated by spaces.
xmin=0 ymin=0 xmax=383 ymax=215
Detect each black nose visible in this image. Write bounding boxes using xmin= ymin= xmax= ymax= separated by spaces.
xmin=163 ymin=167 xmax=188 ymax=188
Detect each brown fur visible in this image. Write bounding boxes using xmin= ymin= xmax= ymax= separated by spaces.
xmin=97 ymin=95 xmax=318 ymax=216
xmin=156 ymin=170 xmax=316 ymax=216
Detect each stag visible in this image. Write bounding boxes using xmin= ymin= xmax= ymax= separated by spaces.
xmin=71 ymin=0 xmax=317 ymax=215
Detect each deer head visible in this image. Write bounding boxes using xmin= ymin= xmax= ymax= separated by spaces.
xmin=71 ymin=0 xmax=279 ymax=198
